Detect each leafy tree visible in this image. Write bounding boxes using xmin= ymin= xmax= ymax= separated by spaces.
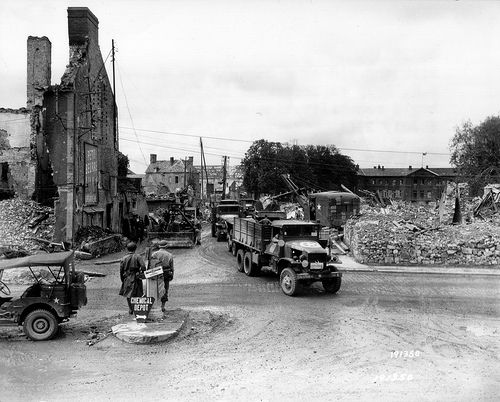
xmin=241 ymin=139 xmax=289 ymax=196
xmin=117 ymin=151 xmax=129 ymax=177
xmin=450 ymin=115 xmax=500 ymax=195
xmin=304 ymin=145 xmax=358 ymax=191
xmin=241 ymin=140 xmax=358 ymax=196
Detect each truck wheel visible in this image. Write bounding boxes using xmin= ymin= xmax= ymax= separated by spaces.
xmin=236 ymin=249 xmax=245 ymax=272
xmin=280 ymin=268 xmax=299 ymax=296
xmin=322 ymin=268 xmax=342 ymax=294
xmin=23 ymin=309 xmax=59 ymax=341
xmin=211 ymin=224 xmax=216 ymax=237
xmin=243 ymin=251 xmax=258 ymax=277
xmin=232 ymin=244 xmax=238 ymax=256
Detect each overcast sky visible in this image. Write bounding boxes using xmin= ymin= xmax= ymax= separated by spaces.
xmin=1 ymin=0 xmax=500 ymax=174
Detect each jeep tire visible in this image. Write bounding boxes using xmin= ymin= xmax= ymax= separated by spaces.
xmin=23 ymin=309 xmax=59 ymax=341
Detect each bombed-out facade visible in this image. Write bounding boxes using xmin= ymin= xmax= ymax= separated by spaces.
xmin=0 ymin=8 xmax=120 ymax=243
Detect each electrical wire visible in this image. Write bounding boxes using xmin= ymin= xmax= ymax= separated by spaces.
xmin=115 ymin=60 xmax=148 ymax=167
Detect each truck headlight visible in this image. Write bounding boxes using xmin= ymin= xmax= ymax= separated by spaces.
xmin=301 ymin=259 xmax=309 ymax=268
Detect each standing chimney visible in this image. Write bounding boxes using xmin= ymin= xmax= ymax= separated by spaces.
xmin=170 ymin=157 xmax=175 ymax=166
xmin=67 ymin=7 xmax=99 ymax=46
xmin=27 ymin=36 xmax=51 ymax=108
xmin=150 ymin=154 xmax=157 ymax=164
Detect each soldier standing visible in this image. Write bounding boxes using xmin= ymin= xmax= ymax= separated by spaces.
xmin=119 ymin=242 xmax=146 ymax=314
xmin=151 ymin=240 xmax=174 ymax=312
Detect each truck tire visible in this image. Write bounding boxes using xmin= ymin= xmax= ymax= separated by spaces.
xmin=23 ymin=309 xmax=59 ymax=341
xmin=243 ymin=251 xmax=258 ymax=277
xmin=236 ymin=249 xmax=245 ymax=272
xmin=322 ymin=268 xmax=342 ymax=294
xmin=211 ymin=224 xmax=216 ymax=237
xmin=227 ymin=230 xmax=233 ymax=252
xmin=280 ymin=267 xmax=299 ymax=296
xmin=232 ymin=243 xmax=238 ymax=256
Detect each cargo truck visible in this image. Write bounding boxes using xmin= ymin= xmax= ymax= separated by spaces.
xmin=229 ymin=218 xmax=342 ymax=296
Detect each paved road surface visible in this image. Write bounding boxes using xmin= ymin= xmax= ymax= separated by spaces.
xmin=1 ymin=229 xmax=499 ymax=401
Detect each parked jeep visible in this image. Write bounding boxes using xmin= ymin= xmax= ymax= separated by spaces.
xmin=0 ymin=251 xmax=87 ymax=341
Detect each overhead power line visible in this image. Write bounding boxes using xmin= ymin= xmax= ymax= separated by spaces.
xmin=118 ymin=126 xmax=450 ymax=156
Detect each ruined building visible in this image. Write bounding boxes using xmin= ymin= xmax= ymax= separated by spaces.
xmin=0 ymin=7 xmax=120 ymax=243
xmin=144 ymin=154 xmax=199 ymax=196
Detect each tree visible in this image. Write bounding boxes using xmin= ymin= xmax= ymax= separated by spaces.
xmin=450 ymin=115 xmax=500 ymax=195
xmin=304 ymin=145 xmax=358 ymax=191
xmin=241 ymin=140 xmax=358 ymax=197
xmin=241 ymin=140 xmax=289 ymax=196
xmin=117 ymin=152 xmax=129 ymax=177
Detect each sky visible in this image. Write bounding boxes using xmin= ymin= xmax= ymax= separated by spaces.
xmin=1 ymin=0 xmax=500 ymax=174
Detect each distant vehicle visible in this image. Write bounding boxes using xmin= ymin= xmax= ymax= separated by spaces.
xmin=0 ymin=251 xmax=87 ymax=341
xmin=307 ymin=191 xmax=360 ymax=228
xmin=281 ymin=174 xmax=360 ymax=229
xmin=211 ymin=199 xmax=240 ymax=241
xmin=228 ymin=218 xmax=342 ymax=296
xmin=239 ymin=198 xmax=257 ymax=217
xmin=147 ymin=203 xmax=200 ymax=248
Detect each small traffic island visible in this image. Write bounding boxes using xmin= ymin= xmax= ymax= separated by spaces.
xmin=112 ymin=306 xmax=188 ymax=344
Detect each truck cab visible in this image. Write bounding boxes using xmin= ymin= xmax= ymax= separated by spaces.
xmin=211 ymin=199 xmax=240 ymax=241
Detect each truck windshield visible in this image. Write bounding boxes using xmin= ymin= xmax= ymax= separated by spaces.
xmin=282 ymin=225 xmax=317 ymax=238
xmin=217 ymin=206 xmax=240 ymax=214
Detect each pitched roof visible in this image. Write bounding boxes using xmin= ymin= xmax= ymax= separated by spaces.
xmin=146 ymin=159 xmax=198 ymax=174
xmin=358 ymin=167 xmax=457 ymax=177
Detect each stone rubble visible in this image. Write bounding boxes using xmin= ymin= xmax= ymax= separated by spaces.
xmin=344 ymin=199 xmax=500 ymax=267
xmin=0 ymin=198 xmax=55 ymax=255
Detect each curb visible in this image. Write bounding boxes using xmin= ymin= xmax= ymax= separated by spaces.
xmin=337 ymin=254 xmax=500 ymax=276
xmin=338 ymin=266 xmax=500 ymax=276
xmin=112 ymin=309 xmax=188 ymax=344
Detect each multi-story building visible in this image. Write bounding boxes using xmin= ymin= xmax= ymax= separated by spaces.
xmin=357 ymin=165 xmax=458 ymax=203
xmin=197 ymin=164 xmax=243 ymax=202
xmin=144 ymin=154 xmax=199 ymax=196
xmin=0 ymin=7 xmax=121 ymax=243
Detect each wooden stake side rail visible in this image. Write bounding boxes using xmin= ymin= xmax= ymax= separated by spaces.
xmin=233 ymin=218 xmax=273 ymax=253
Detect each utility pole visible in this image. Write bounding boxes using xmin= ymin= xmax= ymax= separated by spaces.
xmin=111 ymin=39 xmax=118 ymax=149
xmin=184 ymin=157 xmax=187 ymax=188
xmin=221 ymin=156 xmax=227 ymax=200
xmin=200 ymin=138 xmax=210 ymax=204
xmin=200 ymin=138 xmax=204 ymax=201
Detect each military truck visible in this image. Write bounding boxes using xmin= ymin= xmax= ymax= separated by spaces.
xmin=211 ymin=199 xmax=241 ymax=241
xmin=229 ymin=218 xmax=342 ymax=296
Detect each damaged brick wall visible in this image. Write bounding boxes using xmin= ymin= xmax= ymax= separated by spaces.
xmin=42 ymin=7 xmax=119 ymax=243
xmin=0 ymin=109 xmax=33 ymax=198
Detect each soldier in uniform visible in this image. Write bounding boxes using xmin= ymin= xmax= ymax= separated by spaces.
xmin=119 ymin=242 xmax=146 ymax=314
xmin=151 ymin=240 xmax=174 ymax=312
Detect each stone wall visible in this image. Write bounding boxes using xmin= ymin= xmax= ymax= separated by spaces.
xmin=344 ymin=203 xmax=500 ymax=267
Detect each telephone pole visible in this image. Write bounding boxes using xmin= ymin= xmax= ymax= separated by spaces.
xmin=111 ymin=39 xmax=118 ymax=148
xmin=221 ymin=156 xmax=227 ymax=200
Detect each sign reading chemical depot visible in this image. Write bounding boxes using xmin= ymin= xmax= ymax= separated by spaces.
xmin=130 ymin=297 xmax=155 ymax=323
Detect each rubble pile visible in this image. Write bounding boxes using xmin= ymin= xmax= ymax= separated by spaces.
xmin=0 ymin=198 xmax=55 ymax=255
xmin=344 ymin=201 xmax=500 ymax=267
xmin=75 ymin=226 xmax=123 ymax=257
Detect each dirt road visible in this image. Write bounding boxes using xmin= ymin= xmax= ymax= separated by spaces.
xmin=1 ymin=229 xmax=499 ymax=401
